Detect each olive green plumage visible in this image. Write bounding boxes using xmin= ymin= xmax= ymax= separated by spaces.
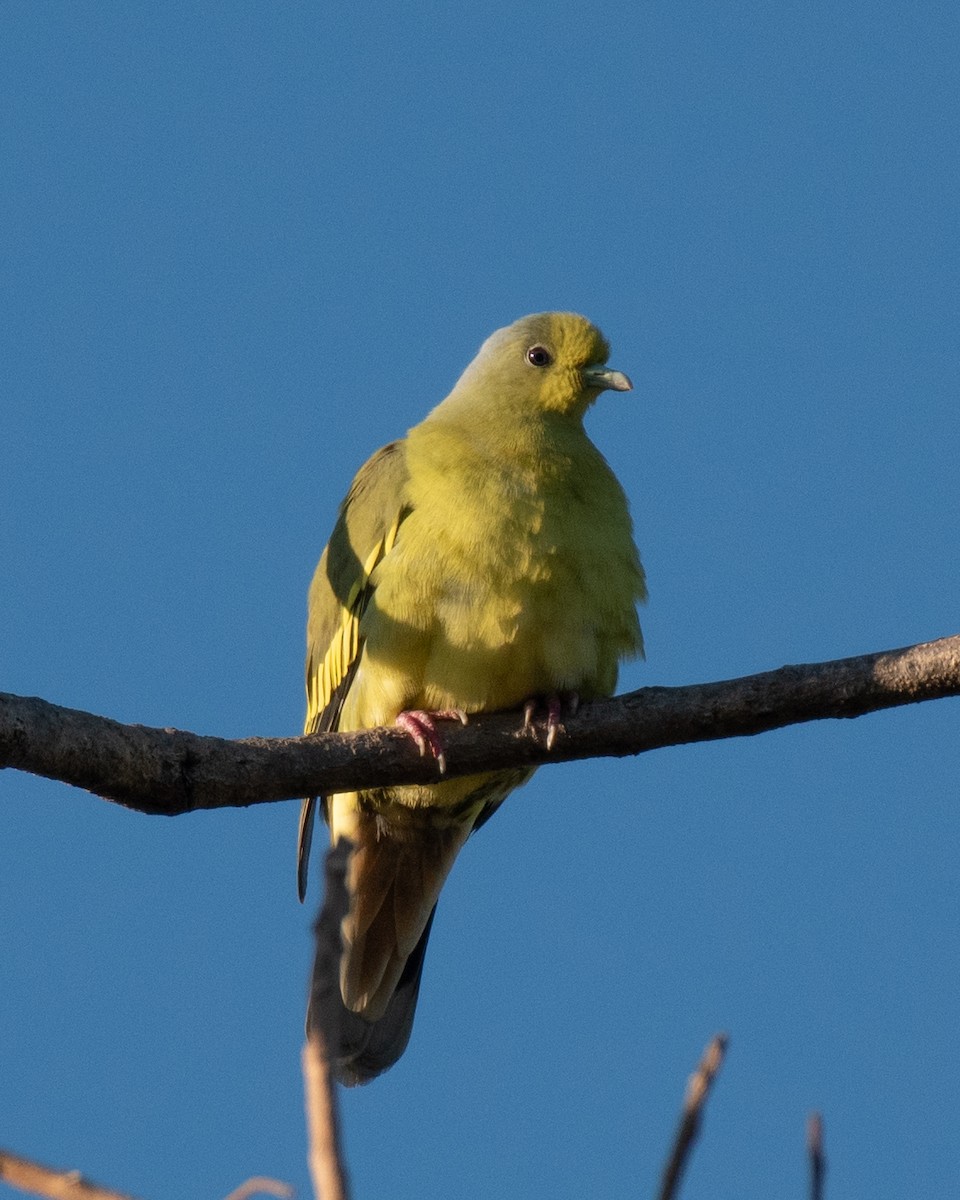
xmin=300 ymin=312 xmax=646 ymax=1083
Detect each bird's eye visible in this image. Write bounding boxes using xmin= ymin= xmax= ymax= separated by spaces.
xmin=526 ymin=345 xmax=553 ymax=368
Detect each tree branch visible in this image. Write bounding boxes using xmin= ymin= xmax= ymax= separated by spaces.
xmin=807 ymin=1113 xmax=826 ymax=1200
xmin=2 ymin=634 xmax=958 ymax=816
xmin=0 ymin=1148 xmax=141 ymax=1200
xmin=302 ymin=843 xmax=352 ymax=1200
xmin=656 ymin=1034 xmax=728 ymax=1200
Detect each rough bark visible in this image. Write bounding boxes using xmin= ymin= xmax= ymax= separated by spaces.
xmin=1 ymin=634 xmax=958 ymax=816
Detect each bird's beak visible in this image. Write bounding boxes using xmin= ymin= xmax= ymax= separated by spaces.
xmin=582 ymin=364 xmax=633 ymax=393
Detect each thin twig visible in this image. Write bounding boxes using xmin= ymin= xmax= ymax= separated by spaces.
xmin=302 ymin=843 xmax=352 ymax=1200
xmin=807 ymin=1113 xmax=826 ymax=1200
xmin=222 ymin=1178 xmax=294 ymax=1200
xmin=657 ymin=1034 xmax=728 ymax=1200
xmin=303 ymin=1039 xmax=349 ymax=1200
xmin=0 ymin=1148 xmax=141 ymax=1200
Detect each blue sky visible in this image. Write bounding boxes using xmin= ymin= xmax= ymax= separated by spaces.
xmin=2 ymin=2 xmax=959 ymax=1196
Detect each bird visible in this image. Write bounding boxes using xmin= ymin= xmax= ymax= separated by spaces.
xmin=298 ymin=311 xmax=646 ymax=1084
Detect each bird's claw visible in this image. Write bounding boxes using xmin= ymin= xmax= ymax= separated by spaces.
xmin=523 ymin=692 xmax=579 ymax=751
xmin=395 ymin=708 xmax=468 ymax=774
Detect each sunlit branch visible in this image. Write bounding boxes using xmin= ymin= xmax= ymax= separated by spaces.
xmin=1 ymin=635 xmax=958 ymax=815
xmin=657 ymin=1034 xmax=728 ymax=1200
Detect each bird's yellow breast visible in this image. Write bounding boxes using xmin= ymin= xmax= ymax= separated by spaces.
xmin=345 ymin=412 xmax=645 ymax=732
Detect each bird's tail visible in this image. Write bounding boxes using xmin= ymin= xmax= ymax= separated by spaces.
xmin=307 ymin=807 xmax=471 ymax=1085
xmin=307 ymin=907 xmax=437 ymax=1086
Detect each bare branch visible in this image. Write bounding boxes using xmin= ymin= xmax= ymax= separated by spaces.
xmin=807 ymin=1112 xmax=826 ymax=1200
xmin=2 ymin=634 xmax=959 ymax=815
xmin=302 ymin=844 xmax=352 ymax=1200
xmin=221 ymin=1178 xmax=294 ymax=1200
xmin=0 ymin=1148 xmax=141 ymax=1200
xmin=657 ymin=1034 xmax=728 ymax=1200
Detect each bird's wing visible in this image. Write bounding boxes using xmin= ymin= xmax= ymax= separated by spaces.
xmin=298 ymin=440 xmax=411 ymax=900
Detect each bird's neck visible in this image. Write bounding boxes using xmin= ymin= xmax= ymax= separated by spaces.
xmin=416 ymin=399 xmax=589 ymax=477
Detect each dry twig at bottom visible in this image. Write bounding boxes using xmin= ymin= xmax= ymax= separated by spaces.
xmin=0 ymin=1148 xmax=290 ymax=1200
xmin=657 ymin=1033 xmax=728 ymax=1200
xmin=0 ymin=1148 xmax=141 ymax=1200
xmin=807 ymin=1112 xmax=826 ymax=1200
xmin=221 ymin=1178 xmax=294 ymax=1200
xmin=303 ymin=1038 xmax=350 ymax=1200
xmin=302 ymin=842 xmax=353 ymax=1200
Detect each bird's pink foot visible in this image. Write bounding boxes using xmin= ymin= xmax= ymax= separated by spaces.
xmin=395 ymin=708 xmax=468 ymax=774
xmin=523 ymin=692 xmax=580 ymax=751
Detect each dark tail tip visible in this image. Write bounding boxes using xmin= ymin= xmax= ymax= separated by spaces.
xmin=306 ymin=840 xmax=435 ymax=1086
xmin=310 ymin=912 xmax=435 ymax=1086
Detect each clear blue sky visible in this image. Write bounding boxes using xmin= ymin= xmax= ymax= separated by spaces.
xmin=2 ymin=2 xmax=959 ymax=1197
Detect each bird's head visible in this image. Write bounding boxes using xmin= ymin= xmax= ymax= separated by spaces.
xmin=448 ymin=312 xmax=632 ymax=422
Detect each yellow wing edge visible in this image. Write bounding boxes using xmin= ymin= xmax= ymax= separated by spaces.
xmin=298 ymin=509 xmax=404 ymax=900
xmin=303 ymin=510 xmax=402 ymax=736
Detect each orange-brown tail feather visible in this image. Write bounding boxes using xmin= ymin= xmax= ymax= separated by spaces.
xmin=308 ymin=812 xmax=470 ymax=1085
xmin=307 ymin=907 xmax=437 ymax=1086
